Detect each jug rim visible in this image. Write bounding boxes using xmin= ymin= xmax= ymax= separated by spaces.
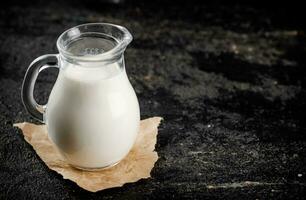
xmin=56 ymin=23 xmax=133 ymax=62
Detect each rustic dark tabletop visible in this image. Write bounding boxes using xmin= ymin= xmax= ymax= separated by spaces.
xmin=0 ymin=0 xmax=305 ymax=199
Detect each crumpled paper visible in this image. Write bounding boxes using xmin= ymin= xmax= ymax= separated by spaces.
xmin=14 ymin=117 xmax=162 ymax=192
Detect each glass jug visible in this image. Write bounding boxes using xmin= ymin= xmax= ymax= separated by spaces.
xmin=22 ymin=23 xmax=140 ymax=170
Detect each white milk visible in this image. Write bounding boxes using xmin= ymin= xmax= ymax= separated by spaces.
xmin=46 ymin=61 xmax=140 ymax=169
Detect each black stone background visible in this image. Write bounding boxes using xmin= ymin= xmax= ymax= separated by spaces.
xmin=0 ymin=0 xmax=306 ymax=199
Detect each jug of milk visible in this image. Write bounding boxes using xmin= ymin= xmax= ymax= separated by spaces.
xmin=22 ymin=23 xmax=140 ymax=170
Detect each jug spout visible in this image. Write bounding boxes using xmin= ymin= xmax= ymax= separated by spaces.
xmin=120 ymin=26 xmax=133 ymax=48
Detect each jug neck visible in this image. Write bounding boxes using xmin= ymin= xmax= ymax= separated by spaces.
xmin=56 ymin=23 xmax=132 ymax=65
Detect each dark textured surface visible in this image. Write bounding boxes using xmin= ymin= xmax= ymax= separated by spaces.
xmin=1 ymin=1 xmax=306 ymax=199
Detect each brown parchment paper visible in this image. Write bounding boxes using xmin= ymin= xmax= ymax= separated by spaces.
xmin=14 ymin=117 xmax=162 ymax=192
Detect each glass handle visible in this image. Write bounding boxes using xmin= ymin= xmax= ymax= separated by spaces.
xmin=21 ymin=54 xmax=59 ymax=123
